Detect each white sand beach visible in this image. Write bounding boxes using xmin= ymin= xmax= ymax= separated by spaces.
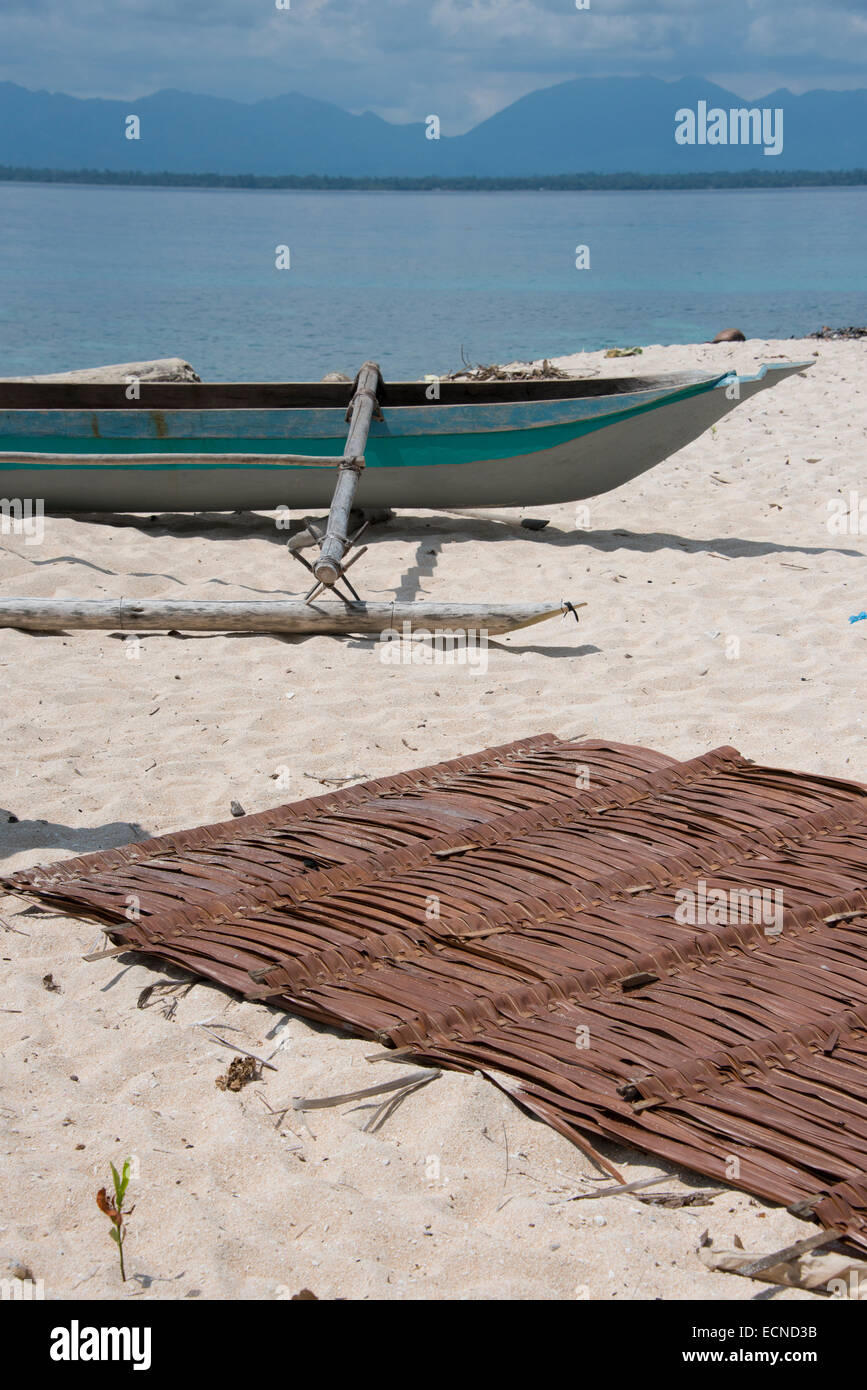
xmin=1 ymin=336 xmax=865 ymax=1300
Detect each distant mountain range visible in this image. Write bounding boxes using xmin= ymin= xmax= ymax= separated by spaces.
xmin=2 ymin=76 xmax=866 ymax=177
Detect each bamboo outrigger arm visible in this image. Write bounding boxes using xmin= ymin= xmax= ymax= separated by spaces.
xmin=312 ymin=361 xmax=383 ymax=588
xmin=0 ymin=451 xmax=347 ymax=467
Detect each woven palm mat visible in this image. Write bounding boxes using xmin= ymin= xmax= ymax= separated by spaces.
xmin=7 ymin=733 xmax=867 ymax=1249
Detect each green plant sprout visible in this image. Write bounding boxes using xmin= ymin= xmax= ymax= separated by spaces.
xmin=96 ymin=1159 xmax=134 ymax=1282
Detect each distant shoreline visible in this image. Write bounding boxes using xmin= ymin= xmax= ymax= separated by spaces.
xmin=1 ymin=166 xmax=866 ymax=192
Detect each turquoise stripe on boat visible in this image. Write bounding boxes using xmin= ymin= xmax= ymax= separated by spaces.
xmin=0 ymin=374 xmax=725 ymax=471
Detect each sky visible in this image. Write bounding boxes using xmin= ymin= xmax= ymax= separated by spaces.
xmin=1 ymin=0 xmax=866 ymax=131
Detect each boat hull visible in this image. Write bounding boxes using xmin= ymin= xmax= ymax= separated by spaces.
xmin=0 ymin=364 xmax=808 ymax=512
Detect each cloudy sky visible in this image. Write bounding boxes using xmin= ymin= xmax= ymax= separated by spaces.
xmin=1 ymin=0 xmax=866 ymax=129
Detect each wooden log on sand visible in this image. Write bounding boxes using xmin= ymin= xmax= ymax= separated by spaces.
xmin=0 ymin=358 xmax=201 ymax=384
xmin=0 ymin=598 xmax=582 ymax=636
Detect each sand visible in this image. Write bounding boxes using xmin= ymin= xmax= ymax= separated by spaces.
xmin=1 ymin=336 xmax=864 ymax=1301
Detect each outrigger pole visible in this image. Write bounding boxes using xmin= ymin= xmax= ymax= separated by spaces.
xmin=0 ymin=597 xmax=584 ymax=636
xmin=304 ymin=360 xmax=383 ymax=599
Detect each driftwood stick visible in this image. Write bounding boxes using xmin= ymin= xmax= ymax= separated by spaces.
xmin=558 ymin=1174 xmax=672 ymax=1202
xmin=292 ymin=1069 xmax=439 ymax=1112
xmin=313 ymin=361 xmax=382 ymax=586
xmin=0 ymin=597 xmax=582 ymax=636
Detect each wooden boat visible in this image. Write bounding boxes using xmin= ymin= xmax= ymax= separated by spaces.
xmin=0 ymin=358 xmax=810 ymax=624
xmin=0 ymin=361 xmax=809 ymax=515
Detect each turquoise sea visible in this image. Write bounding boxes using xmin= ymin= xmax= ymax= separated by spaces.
xmin=1 ymin=182 xmax=865 ymax=380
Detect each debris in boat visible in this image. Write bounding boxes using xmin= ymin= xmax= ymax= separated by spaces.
xmin=604 ymin=346 xmax=643 ymax=357
xmin=849 ymin=611 xmax=866 ymax=625
xmin=711 ymin=329 xmax=746 ymax=343
xmin=520 ymin=518 xmax=550 ymax=531
xmin=41 ymin=972 xmax=61 ymax=993
xmin=229 ymin=800 xmax=246 ymax=817
xmin=441 ymin=357 xmax=572 ymax=382
xmin=291 ymin=1288 xmax=319 ymax=1300
xmin=215 ymin=1056 xmax=260 ymax=1092
xmin=698 ymin=1232 xmax=867 ymax=1296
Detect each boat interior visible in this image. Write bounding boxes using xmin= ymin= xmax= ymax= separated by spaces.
xmin=0 ymin=371 xmax=721 ymax=413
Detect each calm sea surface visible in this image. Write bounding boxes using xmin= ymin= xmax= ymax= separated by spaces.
xmin=1 ymin=183 xmax=865 ymax=381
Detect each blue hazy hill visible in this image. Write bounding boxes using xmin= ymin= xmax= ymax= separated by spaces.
xmin=1 ymin=76 xmax=865 ymax=175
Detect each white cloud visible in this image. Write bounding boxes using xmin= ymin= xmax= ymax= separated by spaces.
xmin=0 ymin=0 xmax=863 ymax=126
xmin=747 ymin=4 xmax=867 ymax=62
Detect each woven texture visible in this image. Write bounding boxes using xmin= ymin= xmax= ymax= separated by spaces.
xmin=7 ymin=734 xmax=867 ymax=1248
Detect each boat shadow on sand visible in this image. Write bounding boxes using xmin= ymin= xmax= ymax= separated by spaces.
xmin=56 ymin=507 xmax=864 ymax=565
xmin=24 ymin=508 xmax=860 ymax=658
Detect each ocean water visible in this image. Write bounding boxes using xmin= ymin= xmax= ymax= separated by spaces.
xmin=0 ymin=182 xmax=865 ymax=381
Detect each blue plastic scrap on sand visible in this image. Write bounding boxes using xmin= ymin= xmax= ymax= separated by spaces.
xmin=849 ymin=612 xmax=867 ymax=624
